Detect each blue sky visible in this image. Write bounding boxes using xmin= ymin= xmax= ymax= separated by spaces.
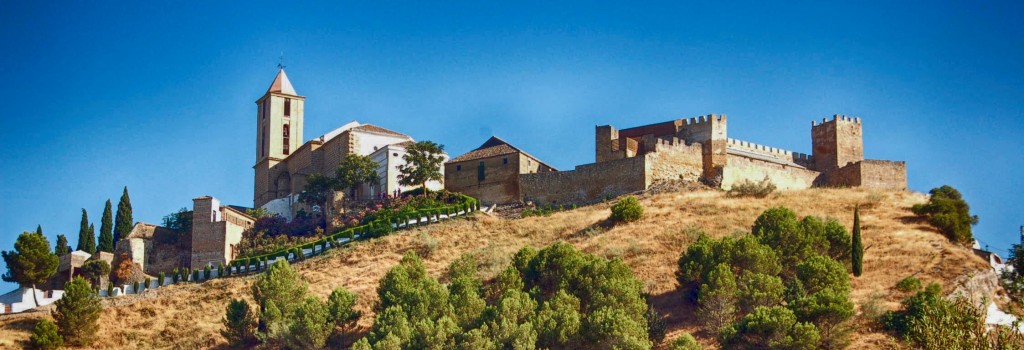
xmin=1 ymin=1 xmax=1022 ymax=291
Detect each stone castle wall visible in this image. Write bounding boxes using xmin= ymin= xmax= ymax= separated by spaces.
xmin=826 ymin=160 xmax=907 ymax=190
xmin=647 ymin=139 xmax=704 ymax=182
xmin=722 ymin=154 xmax=821 ymax=190
xmin=445 ymin=153 xmax=524 ymax=205
xmin=521 ymin=156 xmax=648 ymax=205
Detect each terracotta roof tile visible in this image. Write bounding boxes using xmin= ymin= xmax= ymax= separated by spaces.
xmin=448 ymin=136 xmax=557 ymax=170
xmin=351 ymin=124 xmax=411 ymax=138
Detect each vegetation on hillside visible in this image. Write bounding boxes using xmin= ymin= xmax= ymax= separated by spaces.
xmin=114 ymin=186 xmax=133 ymax=243
xmin=882 ymin=283 xmax=1024 ymax=349
xmin=398 ymin=141 xmax=446 ymax=193
xmin=353 ymin=243 xmax=653 ymax=349
xmin=53 ymin=276 xmax=102 ymax=346
xmin=726 ymin=177 xmax=777 ymax=198
xmin=610 ymin=195 xmax=645 ymax=223
xmin=98 ymin=199 xmax=115 ymax=253
xmin=677 ymin=207 xmax=854 ymax=349
xmin=1 ymin=231 xmax=58 ymax=307
xmin=911 ymin=185 xmax=978 ymax=245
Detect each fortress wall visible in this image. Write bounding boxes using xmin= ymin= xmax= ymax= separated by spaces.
xmin=445 ymin=154 xmax=523 ymax=205
xmin=647 ymin=138 xmax=704 ymax=182
xmin=726 ymin=138 xmax=813 ymax=166
xmin=521 ymin=156 xmax=648 ymax=206
xmin=827 ymin=160 xmax=907 ymax=190
xmin=722 ymin=154 xmax=820 ymax=190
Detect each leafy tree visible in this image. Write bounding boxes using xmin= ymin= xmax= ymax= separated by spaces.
xmin=114 ymin=186 xmax=133 ymax=243
xmin=737 ymin=271 xmax=784 ymax=315
xmin=327 ymin=287 xmax=360 ymax=329
xmin=54 ymin=234 xmax=70 ymax=256
xmin=752 ymin=207 xmax=818 ymax=275
xmin=669 ymin=333 xmax=701 ymax=350
xmin=1 ymin=232 xmax=58 ymax=307
xmin=286 ymin=296 xmax=332 ymax=349
xmin=610 ymin=195 xmax=644 ymax=223
xmin=161 ymin=207 xmax=193 ymax=233
xmin=299 ymin=173 xmax=337 ymax=211
xmin=30 ymin=319 xmax=63 ymax=350
xmin=398 ymin=141 xmax=446 ymax=194
xmin=76 ymin=209 xmax=95 ymax=254
xmin=53 ymin=276 xmax=101 ymax=346
xmin=722 ymin=306 xmax=820 ymax=350
xmin=376 ymin=252 xmax=450 ymax=321
xmin=334 ymin=154 xmax=380 ymax=201
xmin=880 ymin=283 xmax=1024 ymax=349
xmin=222 ymin=298 xmax=256 ymax=346
xmin=795 ymin=255 xmax=850 ymax=296
xmin=851 ymin=207 xmax=863 ymax=277
xmin=911 ymin=185 xmax=978 ymax=245
xmin=245 ymin=207 xmax=272 ymax=219
xmin=251 ymin=259 xmax=308 ymax=340
xmin=536 ymin=290 xmax=582 ymax=349
xmin=800 ymin=216 xmax=851 ymax=263
xmin=98 ymin=199 xmax=114 ymax=252
xmin=80 ymin=260 xmax=111 ymax=287
xmin=697 ymin=263 xmax=738 ymax=334
xmin=790 ymin=288 xmax=853 ymax=349
xmin=113 ymin=253 xmax=140 ymax=285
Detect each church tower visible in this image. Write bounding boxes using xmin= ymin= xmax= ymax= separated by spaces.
xmin=254 ymin=69 xmax=305 ymax=207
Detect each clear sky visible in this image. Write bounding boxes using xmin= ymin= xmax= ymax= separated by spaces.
xmin=1 ymin=1 xmax=1022 ymax=291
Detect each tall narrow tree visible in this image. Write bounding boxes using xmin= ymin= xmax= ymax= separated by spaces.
xmin=97 ymin=200 xmax=114 ymax=252
xmin=54 ymin=235 xmax=70 ymax=256
xmin=88 ymin=224 xmax=96 ymax=253
xmin=76 ymin=209 xmax=95 ymax=254
xmin=2 ymin=232 xmax=58 ymax=307
xmin=851 ymin=207 xmax=864 ymax=277
xmin=36 ymin=225 xmax=43 ymax=236
xmin=114 ymin=187 xmax=133 ymax=243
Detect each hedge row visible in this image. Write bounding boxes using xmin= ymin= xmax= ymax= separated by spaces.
xmin=228 ymin=195 xmax=479 ymax=273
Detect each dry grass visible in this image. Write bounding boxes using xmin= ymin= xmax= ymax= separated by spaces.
xmin=0 ymin=188 xmax=993 ymax=349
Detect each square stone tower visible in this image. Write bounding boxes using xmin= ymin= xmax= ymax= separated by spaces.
xmin=811 ymin=115 xmax=863 ymax=172
xmin=254 ymin=69 xmax=305 ymax=208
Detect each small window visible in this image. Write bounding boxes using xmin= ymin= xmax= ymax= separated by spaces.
xmin=477 ymin=161 xmax=486 ymax=181
xmin=283 ymin=124 xmax=290 ymax=155
xmin=502 ymin=157 xmax=508 ymax=165
xmin=456 ymin=165 xmax=461 ymax=171
xmin=284 ymin=98 xmax=291 ymax=117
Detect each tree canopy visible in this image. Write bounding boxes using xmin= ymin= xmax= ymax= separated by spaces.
xmin=398 ymin=141 xmax=445 ymax=193
xmin=911 ymin=185 xmax=978 ymax=245
xmin=98 ymin=199 xmax=115 ymax=252
xmin=76 ymin=209 xmax=95 ymax=254
xmin=114 ymin=186 xmax=133 ymax=243
xmin=1 ymin=231 xmax=58 ymax=306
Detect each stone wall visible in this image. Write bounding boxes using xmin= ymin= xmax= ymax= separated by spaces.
xmin=445 ymin=153 xmax=523 ymax=204
xmin=811 ymin=115 xmax=863 ymax=172
xmin=722 ymin=154 xmax=821 ymax=190
xmin=826 ymin=160 xmax=907 ymax=190
xmin=521 ymin=156 xmax=648 ymax=206
xmin=647 ymin=140 xmax=704 ymax=182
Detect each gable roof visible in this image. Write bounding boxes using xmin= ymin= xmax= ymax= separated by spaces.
xmin=448 ymin=136 xmax=556 ymax=170
xmin=266 ymin=69 xmax=297 ymax=95
xmin=351 ymin=124 xmax=412 ymax=139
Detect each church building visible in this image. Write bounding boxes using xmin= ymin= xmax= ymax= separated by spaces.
xmin=253 ymin=69 xmax=445 ymax=220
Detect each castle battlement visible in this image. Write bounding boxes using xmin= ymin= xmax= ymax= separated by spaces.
xmin=812 ymin=114 xmax=861 ymax=126
xmin=726 ymin=138 xmax=813 ymax=164
xmin=683 ymin=114 xmax=727 ymax=125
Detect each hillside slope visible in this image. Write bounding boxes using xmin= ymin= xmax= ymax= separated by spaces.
xmin=0 ymin=188 xmax=997 ymax=349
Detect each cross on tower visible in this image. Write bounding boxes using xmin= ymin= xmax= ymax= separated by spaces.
xmin=277 ymin=53 xmax=286 ymax=70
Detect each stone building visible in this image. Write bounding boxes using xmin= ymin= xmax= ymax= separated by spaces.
xmin=520 ymin=114 xmax=907 ymax=205
xmin=115 ymin=222 xmax=189 ymax=275
xmin=253 ymin=69 xmax=444 ymax=219
xmin=445 ymin=136 xmax=556 ymax=204
xmin=189 ymin=196 xmax=255 ymax=270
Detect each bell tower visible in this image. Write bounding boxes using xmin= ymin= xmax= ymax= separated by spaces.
xmin=254 ymin=68 xmax=305 ymax=207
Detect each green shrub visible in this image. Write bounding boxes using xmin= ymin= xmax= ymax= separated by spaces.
xmin=158 ymin=272 xmax=165 ymax=286
xmin=204 ymin=265 xmax=211 ymax=280
xmin=144 ymin=278 xmax=151 ymax=291
xmin=54 ymin=277 xmax=101 ymax=346
xmin=881 ymin=283 xmax=1024 ymax=348
xmin=192 ymin=270 xmax=200 ymax=282
xmin=669 ymin=333 xmax=701 ymax=350
xmin=727 ymin=177 xmax=776 ymax=198
xmin=221 ymin=298 xmax=256 ymax=346
xmin=30 ymin=319 xmax=63 ymax=350
xmin=327 ymin=287 xmax=360 ymax=329
xmin=106 ymin=282 xmax=113 ymax=296
xmin=218 ymin=263 xmax=225 ymax=277
xmin=132 ymin=281 xmax=139 ymax=293
xmin=896 ymin=276 xmax=922 ymax=293
xmin=286 ymin=297 xmax=332 ymax=349
xmin=610 ymin=195 xmax=644 ymax=223
xmin=911 ymin=185 xmax=978 ymax=245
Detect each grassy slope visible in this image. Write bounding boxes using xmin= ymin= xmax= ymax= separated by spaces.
xmin=0 ymin=188 xmax=993 ymax=349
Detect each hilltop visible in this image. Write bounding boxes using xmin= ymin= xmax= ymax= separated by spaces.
xmin=0 ymin=187 xmax=1000 ymax=349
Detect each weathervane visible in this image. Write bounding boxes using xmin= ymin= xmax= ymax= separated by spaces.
xmin=278 ymin=52 xmax=286 ymax=70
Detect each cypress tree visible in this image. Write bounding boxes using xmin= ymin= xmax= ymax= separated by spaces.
xmin=55 ymin=235 xmax=70 ymax=256
xmin=76 ymin=209 xmax=96 ymax=254
xmin=114 ymin=187 xmax=133 ymax=243
xmin=851 ymin=207 xmax=864 ymax=277
xmin=36 ymin=225 xmax=43 ymax=236
xmin=88 ymin=224 xmax=96 ymax=254
xmin=98 ymin=200 xmax=114 ymax=252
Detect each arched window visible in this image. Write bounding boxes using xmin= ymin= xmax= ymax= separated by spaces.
xmin=283 ymin=124 xmax=290 ymax=155
xmin=284 ymin=98 xmax=291 ymax=117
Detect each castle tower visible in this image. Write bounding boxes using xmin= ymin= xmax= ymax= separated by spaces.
xmin=254 ymin=69 xmax=305 ymax=207
xmin=811 ymin=115 xmax=863 ymax=172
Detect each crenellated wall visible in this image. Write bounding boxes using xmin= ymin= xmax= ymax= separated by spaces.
xmin=726 ymin=138 xmax=814 ymax=168
xmin=722 ymin=154 xmax=821 ymax=190
xmin=521 ymin=156 xmax=648 ymax=205
xmin=826 ymin=160 xmax=907 ymax=190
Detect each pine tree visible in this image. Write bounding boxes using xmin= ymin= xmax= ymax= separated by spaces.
xmin=852 ymin=207 xmax=864 ymax=277
xmin=98 ymin=200 xmax=114 ymax=252
xmin=54 ymin=235 xmax=70 ymax=256
xmin=76 ymin=209 xmax=96 ymax=254
xmin=1 ymin=232 xmax=59 ymax=307
xmin=53 ymin=276 xmax=101 ymax=346
xmin=114 ymin=187 xmax=133 ymax=243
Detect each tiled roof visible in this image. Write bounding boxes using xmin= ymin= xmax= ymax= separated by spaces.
xmin=266 ymin=69 xmax=297 ymax=95
xmin=448 ymin=136 xmax=556 ymax=170
xmin=351 ymin=124 xmax=411 ymax=139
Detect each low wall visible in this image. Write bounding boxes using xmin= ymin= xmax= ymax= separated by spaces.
xmin=520 ymin=157 xmax=648 ymax=206
xmin=722 ymin=154 xmax=821 ymax=190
